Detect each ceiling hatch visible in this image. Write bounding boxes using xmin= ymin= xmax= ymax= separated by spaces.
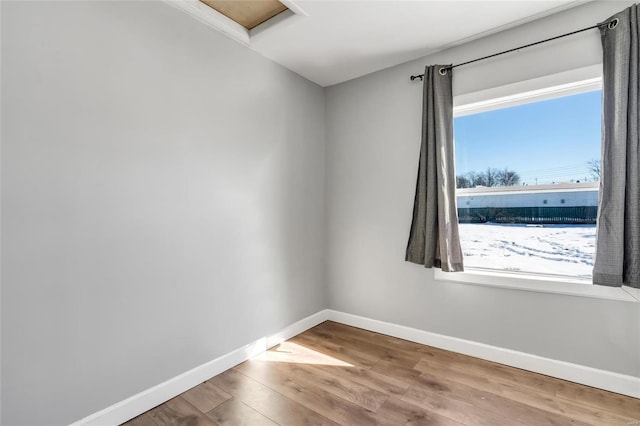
xmin=200 ymin=1 xmax=289 ymax=30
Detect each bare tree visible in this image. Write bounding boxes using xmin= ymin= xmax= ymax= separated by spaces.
xmin=456 ymin=174 xmax=472 ymax=189
xmin=497 ymin=167 xmax=521 ymax=186
xmin=468 ymin=171 xmax=485 ymax=187
xmin=483 ymin=167 xmax=506 ymax=187
xmin=456 ymin=167 xmax=520 ymax=188
xmin=588 ymin=158 xmax=601 ymax=181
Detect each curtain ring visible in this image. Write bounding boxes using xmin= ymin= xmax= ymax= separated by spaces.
xmin=608 ymin=18 xmax=619 ymax=30
xmin=439 ymin=67 xmax=448 ymax=76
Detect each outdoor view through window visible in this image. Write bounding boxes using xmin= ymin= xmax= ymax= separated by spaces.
xmin=453 ymin=89 xmax=601 ymax=279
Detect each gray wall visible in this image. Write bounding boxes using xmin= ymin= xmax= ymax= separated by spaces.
xmin=1 ymin=1 xmax=325 ymax=424
xmin=325 ymin=0 xmax=640 ymax=378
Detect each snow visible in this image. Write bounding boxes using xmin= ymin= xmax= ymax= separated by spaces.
xmin=458 ymin=223 xmax=596 ymax=278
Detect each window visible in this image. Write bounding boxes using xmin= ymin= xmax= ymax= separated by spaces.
xmin=453 ymin=89 xmax=601 ymax=280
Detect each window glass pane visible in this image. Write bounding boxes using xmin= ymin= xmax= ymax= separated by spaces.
xmin=454 ymin=90 xmax=601 ymax=279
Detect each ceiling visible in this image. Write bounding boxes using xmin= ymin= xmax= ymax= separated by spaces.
xmin=177 ymin=1 xmax=589 ymax=87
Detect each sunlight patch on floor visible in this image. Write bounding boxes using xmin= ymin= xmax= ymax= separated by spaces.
xmin=252 ymin=341 xmax=353 ymax=366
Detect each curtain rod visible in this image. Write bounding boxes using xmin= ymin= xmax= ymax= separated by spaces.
xmin=409 ymin=18 xmax=619 ymax=81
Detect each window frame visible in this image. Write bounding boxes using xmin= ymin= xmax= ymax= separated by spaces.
xmin=439 ymin=65 xmax=638 ymax=302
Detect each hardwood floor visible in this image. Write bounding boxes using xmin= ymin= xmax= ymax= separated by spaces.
xmin=123 ymin=321 xmax=640 ymax=425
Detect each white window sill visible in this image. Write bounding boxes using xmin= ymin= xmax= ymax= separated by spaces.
xmin=433 ymin=268 xmax=639 ymax=302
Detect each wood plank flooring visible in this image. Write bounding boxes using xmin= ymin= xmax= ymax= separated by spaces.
xmin=123 ymin=321 xmax=640 ymax=425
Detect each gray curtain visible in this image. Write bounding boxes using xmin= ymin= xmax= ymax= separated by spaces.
xmin=406 ymin=65 xmax=464 ymax=272
xmin=594 ymin=5 xmax=640 ymax=289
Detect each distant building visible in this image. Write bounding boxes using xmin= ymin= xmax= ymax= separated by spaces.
xmin=456 ymin=182 xmax=598 ymax=224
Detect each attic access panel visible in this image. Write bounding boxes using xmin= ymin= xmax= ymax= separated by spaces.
xmin=200 ymin=0 xmax=288 ymax=30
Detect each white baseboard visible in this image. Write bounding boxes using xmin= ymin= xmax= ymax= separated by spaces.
xmin=70 ymin=310 xmax=330 ymax=426
xmin=326 ymin=309 xmax=640 ymax=399
xmin=72 ymin=307 xmax=639 ymax=425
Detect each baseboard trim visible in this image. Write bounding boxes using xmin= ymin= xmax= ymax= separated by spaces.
xmin=70 ymin=309 xmax=330 ymax=425
xmin=326 ymin=309 xmax=640 ymax=399
xmin=72 ymin=307 xmax=639 ymax=425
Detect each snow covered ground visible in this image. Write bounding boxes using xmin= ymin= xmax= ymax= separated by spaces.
xmin=458 ymin=223 xmax=596 ymax=278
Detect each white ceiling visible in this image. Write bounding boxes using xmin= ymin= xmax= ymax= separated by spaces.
xmin=174 ymin=1 xmax=589 ymax=87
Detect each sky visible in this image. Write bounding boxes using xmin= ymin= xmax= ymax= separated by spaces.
xmin=454 ymin=90 xmax=602 ymax=186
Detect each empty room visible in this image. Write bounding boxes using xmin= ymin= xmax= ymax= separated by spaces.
xmin=2 ymin=0 xmax=640 ymax=424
